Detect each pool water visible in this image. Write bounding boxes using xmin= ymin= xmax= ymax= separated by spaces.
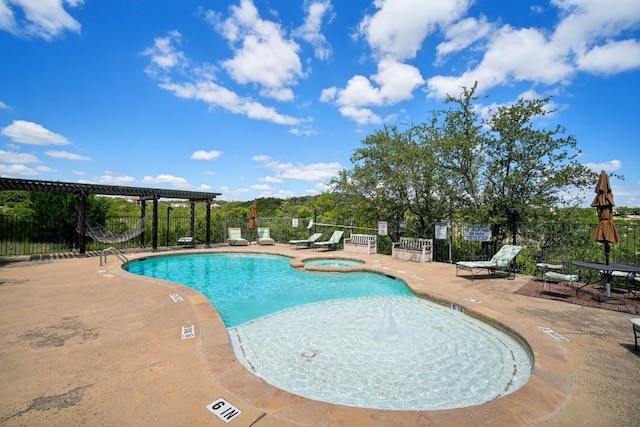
xmin=126 ymin=253 xmax=533 ymax=410
xmin=303 ymin=258 xmax=364 ymax=267
xmin=230 ymin=296 xmax=532 ymax=410
xmin=127 ymin=253 xmax=411 ymax=327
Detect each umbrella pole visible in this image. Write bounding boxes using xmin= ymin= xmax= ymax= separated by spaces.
xmin=604 ymin=242 xmax=611 ymax=297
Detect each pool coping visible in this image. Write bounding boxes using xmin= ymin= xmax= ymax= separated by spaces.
xmin=122 ymin=247 xmax=571 ymax=426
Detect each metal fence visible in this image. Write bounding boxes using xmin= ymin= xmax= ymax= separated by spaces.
xmin=2 ymin=214 xmax=638 ymax=276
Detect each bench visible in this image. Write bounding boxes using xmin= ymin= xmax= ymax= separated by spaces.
xmin=391 ymin=237 xmax=433 ymax=263
xmin=177 ymin=236 xmax=195 ymax=248
xmin=343 ymin=234 xmax=377 ymax=255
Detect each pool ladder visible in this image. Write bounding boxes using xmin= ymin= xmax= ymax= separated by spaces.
xmin=100 ymin=247 xmax=128 ymax=266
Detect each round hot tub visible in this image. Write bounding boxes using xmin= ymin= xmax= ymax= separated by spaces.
xmin=303 ymin=258 xmax=365 ymax=268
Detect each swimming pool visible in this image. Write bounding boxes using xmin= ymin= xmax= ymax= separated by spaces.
xmin=127 ymin=253 xmax=533 ymax=410
xmin=127 ymin=253 xmax=411 ymax=327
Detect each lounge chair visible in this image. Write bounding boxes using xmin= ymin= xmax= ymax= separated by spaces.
xmin=542 ymin=268 xmax=580 ymax=293
xmin=228 ymin=228 xmax=248 ymax=246
xmin=313 ymin=230 xmax=344 ymax=251
xmin=257 ymin=227 xmax=275 ymax=245
xmin=289 ymin=232 xmax=322 ymax=249
xmin=456 ymin=244 xmax=523 ymax=280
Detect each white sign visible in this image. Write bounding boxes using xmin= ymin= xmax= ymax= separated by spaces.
xmin=463 ymin=225 xmax=492 ymax=242
xmin=539 ymin=327 xmax=569 ymax=342
xmin=378 ymin=220 xmax=388 ymax=236
xmin=181 ymin=325 xmax=194 ymax=339
xmin=435 ymin=222 xmax=448 ymax=240
xmin=206 ymin=398 xmax=243 ymax=422
xmin=169 ymin=293 xmax=184 ymax=302
xmin=292 ymin=218 xmax=299 ymax=228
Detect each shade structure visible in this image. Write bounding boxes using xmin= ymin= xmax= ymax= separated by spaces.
xmin=248 ymin=199 xmax=257 ymax=231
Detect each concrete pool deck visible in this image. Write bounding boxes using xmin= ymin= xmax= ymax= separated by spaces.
xmin=0 ymin=244 xmax=638 ymax=426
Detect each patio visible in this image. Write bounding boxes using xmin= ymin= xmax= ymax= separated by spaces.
xmin=1 ymin=245 xmax=639 ymax=426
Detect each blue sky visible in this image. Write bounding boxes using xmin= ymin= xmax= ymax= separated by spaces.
xmin=1 ymin=0 xmax=639 ymax=206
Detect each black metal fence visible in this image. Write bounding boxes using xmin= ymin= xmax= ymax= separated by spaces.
xmin=2 ymin=214 xmax=638 ymax=276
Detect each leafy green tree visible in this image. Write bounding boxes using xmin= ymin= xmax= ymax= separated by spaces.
xmin=432 ymin=83 xmax=488 ymax=217
xmin=481 ymin=96 xmax=595 ymax=241
xmin=330 ymin=124 xmax=446 ymax=238
xmin=331 ymin=82 xmax=597 ymax=246
xmin=29 ymin=192 xmax=110 ymax=247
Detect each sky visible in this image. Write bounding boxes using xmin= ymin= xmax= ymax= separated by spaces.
xmin=1 ymin=0 xmax=639 ymax=206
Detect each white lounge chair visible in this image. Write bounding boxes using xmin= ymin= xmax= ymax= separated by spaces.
xmin=257 ymin=227 xmax=275 ymax=245
xmin=289 ymin=232 xmax=322 ymax=249
xmin=228 ymin=228 xmax=248 ymax=246
xmin=542 ymin=269 xmax=580 ymax=293
xmin=313 ymin=230 xmax=344 ymax=251
xmin=456 ymin=245 xmax=523 ymax=280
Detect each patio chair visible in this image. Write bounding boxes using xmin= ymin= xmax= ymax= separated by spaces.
xmin=313 ymin=230 xmax=344 ymax=251
xmin=630 ymin=318 xmax=640 ymax=350
xmin=289 ymin=232 xmax=323 ymax=249
xmin=228 ymin=227 xmax=249 ymax=246
xmin=542 ymin=267 xmax=581 ymax=293
xmin=456 ymin=244 xmax=523 ymax=280
xmin=257 ymin=227 xmax=275 ymax=245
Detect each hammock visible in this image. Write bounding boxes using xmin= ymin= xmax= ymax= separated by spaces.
xmin=81 ymin=217 xmax=146 ymax=244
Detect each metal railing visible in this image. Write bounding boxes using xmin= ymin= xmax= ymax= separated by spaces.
xmin=2 ymin=214 xmax=638 ymax=276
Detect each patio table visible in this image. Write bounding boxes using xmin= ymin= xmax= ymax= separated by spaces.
xmin=568 ymin=261 xmax=640 ymax=299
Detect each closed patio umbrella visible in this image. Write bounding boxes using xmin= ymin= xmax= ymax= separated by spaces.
xmin=248 ymin=199 xmax=257 ymax=243
xmin=590 ymin=170 xmax=620 ymax=296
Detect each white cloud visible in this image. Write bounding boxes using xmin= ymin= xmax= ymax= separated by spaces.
xmin=0 ymin=163 xmax=53 ymax=176
xmin=213 ymin=0 xmax=303 ymax=101
xmin=260 ymin=175 xmax=283 ymax=183
xmin=141 ymin=30 xmax=188 ymax=75
xmin=0 ymin=100 xmax=9 ymax=110
xmin=0 ymin=149 xmax=39 ymax=163
xmin=584 ymin=159 xmax=622 ymax=173
xmin=436 ymin=16 xmax=493 ymax=61
xmin=1 ymin=120 xmax=71 ymax=145
xmin=191 ymin=149 xmax=223 ymax=160
xmin=251 ymin=183 xmax=271 ymax=191
xmin=142 ymin=174 xmax=190 ymax=189
xmin=252 ymin=154 xmax=342 ymax=182
xmin=428 ymin=26 xmax=574 ymax=98
xmin=45 ymin=150 xmax=91 ymax=160
xmin=357 ymin=0 xmax=470 ymax=61
xmin=99 ymin=174 xmax=135 ymax=185
xmin=142 ymin=30 xmax=303 ymax=127
xmin=159 ymin=80 xmax=301 ymax=126
xmin=427 ymin=0 xmax=640 ymax=99
xmin=0 ymin=0 xmax=83 ymax=40
xmin=293 ymin=0 xmax=333 ymax=60
xmin=322 ymin=60 xmax=424 ymax=125
xmin=577 ymin=39 xmax=640 ymax=74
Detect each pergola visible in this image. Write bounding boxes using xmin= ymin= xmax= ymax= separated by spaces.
xmin=0 ymin=177 xmax=222 ymax=254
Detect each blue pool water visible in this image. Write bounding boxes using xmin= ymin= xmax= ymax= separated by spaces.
xmin=127 ymin=252 xmax=532 ymax=410
xmin=303 ymin=258 xmax=364 ymax=267
xmin=127 ymin=253 xmax=411 ymax=327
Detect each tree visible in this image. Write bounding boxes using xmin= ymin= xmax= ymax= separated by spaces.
xmin=331 ymin=82 xmax=596 ymax=245
xmin=482 ymin=96 xmax=595 ymax=242
xmin=29 ymin=192 xmax=110 ymax=248
xmin=330 ymin=124 xmax=446 ymax=239
xmin=432 ymin=82 xmax=488 ymax=217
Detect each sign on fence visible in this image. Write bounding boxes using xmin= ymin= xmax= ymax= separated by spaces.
xmin=463 ymin=224 xmax=492 ymax=242
xmin=378 ymin=221 xmax=388 ymax=236
xmin=435 ymin=222 xmax=448 ymax=240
